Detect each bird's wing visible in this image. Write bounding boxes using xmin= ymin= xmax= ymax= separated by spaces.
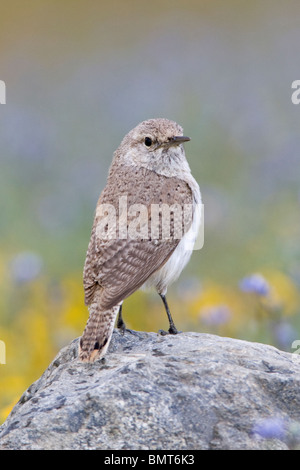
xmin=83 ymin=164 xmax=193 ymax=309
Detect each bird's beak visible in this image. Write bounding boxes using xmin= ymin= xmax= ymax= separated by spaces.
xmin=168 ymin=135 xmax=191 ymax=146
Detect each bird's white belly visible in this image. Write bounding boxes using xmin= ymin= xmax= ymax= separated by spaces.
xmin=143 ymin=193 xmax=202 ymax=295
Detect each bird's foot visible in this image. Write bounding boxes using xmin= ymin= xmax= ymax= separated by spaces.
xmin=158 ymin=326 xmax=180 ymax=336
xmin=117 ymin=317 xmax=126 ymax=335
xmin=124 ymin=328 xmax=140 ymax=337
xmin=117 ymin=323 xmax=139 ymax=337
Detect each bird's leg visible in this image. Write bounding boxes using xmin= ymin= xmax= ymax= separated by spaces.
xmin=159 ymin=293 xmax=179 ymax=335
xmin=116 ymin=304 xmax=126 ymax=334
xmin=116 ymin=304 xmax=139 ymax=337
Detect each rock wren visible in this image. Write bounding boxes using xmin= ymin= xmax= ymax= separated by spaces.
xmin=79 ymin=118 xmax=201 ymax=362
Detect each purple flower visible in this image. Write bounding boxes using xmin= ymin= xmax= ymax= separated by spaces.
xmin=10 ymin=251 xmax=43 ymax=284
xmin=252 ymin=417 xmax=286 ymax=440
xmin=200 ymin=305 xmax=231 ymax=326
xmin=239 ymin=273 xmax=270 ymax=296
xmin=273 ymin=322 xmax=298 ymax=350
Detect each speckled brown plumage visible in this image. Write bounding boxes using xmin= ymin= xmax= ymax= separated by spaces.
xmin=79 ymin=118 xmax=201 ymax=362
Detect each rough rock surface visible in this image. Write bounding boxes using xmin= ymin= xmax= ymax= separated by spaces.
xmin=0 ymin=330 xmax=300 ymax=450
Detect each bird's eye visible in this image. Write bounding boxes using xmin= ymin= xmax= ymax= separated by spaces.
xmin=144 ymin=137 xmax=152 ymax=147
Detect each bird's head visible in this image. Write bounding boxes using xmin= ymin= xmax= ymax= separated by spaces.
xmin=112 ymin=118 xmax=191 ymax=177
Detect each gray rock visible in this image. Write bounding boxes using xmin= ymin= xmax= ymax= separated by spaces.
xmin=0 ymin=330 xmax=300 ymax=450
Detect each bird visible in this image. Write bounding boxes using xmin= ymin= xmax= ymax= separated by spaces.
xmin=79 ymin=118 xmax=202 ymax=362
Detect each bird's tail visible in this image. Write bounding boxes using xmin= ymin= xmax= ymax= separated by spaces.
xmin=78 ymin=289 xmax=120 ymax=362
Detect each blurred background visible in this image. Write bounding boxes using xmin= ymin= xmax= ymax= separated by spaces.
xmin=1 ymin=0 xmax=300 ymax=422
